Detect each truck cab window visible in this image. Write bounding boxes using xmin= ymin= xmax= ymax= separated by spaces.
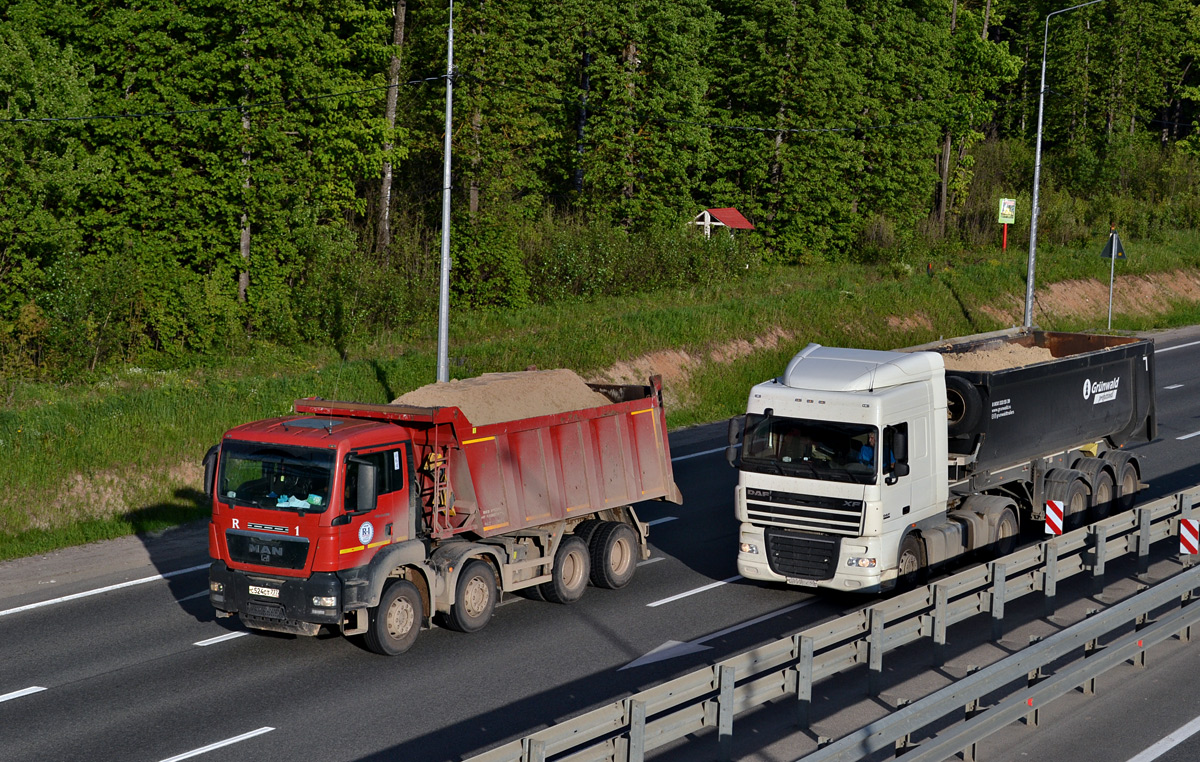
xmin=741 ymin=414 xmax=878 ymax=485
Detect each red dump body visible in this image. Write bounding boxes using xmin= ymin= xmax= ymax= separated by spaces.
xmin=292 ymin=376 xmax=682 ymax=542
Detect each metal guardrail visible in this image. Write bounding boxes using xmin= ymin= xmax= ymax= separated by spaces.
xmin=462 ymin=486 xmax=1200 ymax=762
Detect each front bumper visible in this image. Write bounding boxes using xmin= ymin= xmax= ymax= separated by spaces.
xmin=209 ymin=561 xmax=344 ymax=636
xmin=736 ymin=524 xmax=888 ymax=593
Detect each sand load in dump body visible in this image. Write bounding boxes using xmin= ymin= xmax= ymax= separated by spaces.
xmin=910 ymin=329 xmax=1157 ymax=474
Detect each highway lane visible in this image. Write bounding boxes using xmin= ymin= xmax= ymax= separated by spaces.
xmin=2 ymin=325 xmax=1199 ymax=762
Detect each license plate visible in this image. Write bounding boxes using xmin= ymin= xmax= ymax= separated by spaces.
xmin=248 ymin=585 xmax=280 ymax=598
xmin=786 ymin=577 xmax=819 ymax=588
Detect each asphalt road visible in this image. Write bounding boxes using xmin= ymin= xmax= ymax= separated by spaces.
xmin=3 ymin=325 xmax=1200 ymax=762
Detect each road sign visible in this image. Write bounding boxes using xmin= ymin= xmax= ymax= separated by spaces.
xmin=1181 ymin=519 xmax=1199 ymax=555
xmin=1045 ymin=500 xmax=1064 ymax=535
xmin=998 ymin=198 xmax=1016 ymax=224
xmin=1100 ymin=228 xmax=1126 ymax=259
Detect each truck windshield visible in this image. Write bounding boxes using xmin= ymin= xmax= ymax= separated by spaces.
xmin=740 ymin=414 xmax=878 ymax=485
xmin=218 ymin=441 xmax=336 ymax=513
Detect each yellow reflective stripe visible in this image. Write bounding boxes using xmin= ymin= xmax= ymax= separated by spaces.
xmin=630 ymin=408 xmax=653 ymax=415
xmin=463 ymin=436 xmax=496 ymax=445
xmin=367 ymin=540 xmax=390 ymax=548
xmin=483 ymin=521 xmax=510 ymax=531
xmin=339 ymin=545 xmax=365 ymax=554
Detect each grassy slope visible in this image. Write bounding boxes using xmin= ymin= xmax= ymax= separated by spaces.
xmin=3 ymin=230 xmax=1199 ymax=560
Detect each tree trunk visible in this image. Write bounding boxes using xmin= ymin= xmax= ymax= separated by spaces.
xmin=936 ymin=0 xmax=959 ymax=235
xmin=376 ymin=0 xmax=407 ymax=260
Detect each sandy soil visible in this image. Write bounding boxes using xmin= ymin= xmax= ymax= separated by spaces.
xmin=393 ymin=369 xmax=612 ymax=426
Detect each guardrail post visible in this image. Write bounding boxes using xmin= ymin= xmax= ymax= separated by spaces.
xmin=522 ymin=738 xmax=546 ymax=762
xmin=625 ymin=699 xmax=646 ymax=762
xmin=1133 ymin=613 xmax=1149 ymax=668
xmin=962 ymin=699 xmax=981 ymax=762
xmin=1091 ymin=524 xmax=1108 ymax=592
xmin=1137 ymin=508 xmax=1152 ymax=577
xmin=933 ymin=584 xmax=949 ymax=668
xmin=991 ymin=562 xmax=1007 ymax=641
xmin=1083 ymin=636 xmax=1100 ymax=694
xmin=792 ymin=634 xmax=814 ymax=729
xmin=1182 ymin=590 xmax=1195 ymax=643
xmin=869 ymin=607 xmax=884 ymax=697
xmin=1043 ymin=540 xmax=1058 ymax=618
xmin=1025 ymin=668 xmax=1042 ymax=726
xmin=718 ymin=665 xmax=735 ymax=761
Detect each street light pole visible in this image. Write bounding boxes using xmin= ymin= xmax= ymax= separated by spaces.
xmin=436 ymin=0 xmax=455 ymax=382
xmin=1024 ymin=0 xmax=1106 ymax=329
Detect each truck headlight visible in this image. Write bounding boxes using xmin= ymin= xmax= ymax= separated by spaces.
xmin=210 ymin=581 xmax=224 ymax=594
xmin=846 ymin=557 xmax=877 ymax=568
xmin=739 ymin=543 xmax=759 ymax=555
xmin=312 ymin=595 xmax=337 ymax=607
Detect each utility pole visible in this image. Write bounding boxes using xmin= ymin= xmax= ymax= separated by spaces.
xmin=436 ymin=0 xmax=455 ymax=382
xmin=1024 ymin=0 xmax=1106 ymax=328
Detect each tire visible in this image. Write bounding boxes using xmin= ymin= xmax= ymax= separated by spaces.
xmin=539 ymin=535 xmax=590 ymax=604
xmin=1111 ymin=459 xmax=1139 ymax=513
xmin=572 ymin=519 xmax=604 ymax=548
xmin=589 ymin=522 xmax=639 ymax=589
xmin=896 ymin=534 xmax=926 ymax=590
xmin=945 ymin=376 xmax=983 ymax=438
xmin=1047 ymin=476 xmax=1089 ymax=530
xmin=446 ymin=559 xmax=497 ymax=633
xmin=364 ymin=578 xmax=422 ymax=656
xmin=1088 ymin=470 xmax=1115 ymax=520
xmin=992 ymin=508 xmax=1020 ymax=557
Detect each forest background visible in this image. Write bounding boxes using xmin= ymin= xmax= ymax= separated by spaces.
xmin=2 ymin=0 xmax=1200 ymax=555
xmin=2 ymin=0 xmax=1199 ymax=377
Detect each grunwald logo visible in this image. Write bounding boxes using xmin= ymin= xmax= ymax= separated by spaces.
xmin=1083 ymin=377 xmax=1120 ymax=405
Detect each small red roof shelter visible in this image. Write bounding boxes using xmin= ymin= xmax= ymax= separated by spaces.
xmin=691 ymin=207 xmax=754 ymax=239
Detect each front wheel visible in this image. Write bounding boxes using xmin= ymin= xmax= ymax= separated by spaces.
xmin=364 ymin=578 xmax=423 ymax=656
xmin=896 ymin=534 xmax=926 ymax=590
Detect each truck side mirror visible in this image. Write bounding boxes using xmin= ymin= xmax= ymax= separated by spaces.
xmin=725 ymin=416 xmax=744 ymax=467
xmin=202 ymin=444 xmax=219 ymax=499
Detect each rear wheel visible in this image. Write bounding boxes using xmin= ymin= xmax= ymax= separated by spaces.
xmin=364 ymin=579 xmax=422 ymax=656
xmin=1113 ymin=461 xmax=1138 ymax=512
xmin=446 ymin=559 xmax=497 ymax=633
xmin=589 ymin=522 xmax=639 ymax=589
xmin=540 ymin=535 xmax=590 ymax=604
xmin=1088 ymin=471 xmax=1115 ymax=520
xmin=1048 ymin=477 xmax=1089 ymax=530
xmin=992 ymin=508 xmax=1020 ymax=557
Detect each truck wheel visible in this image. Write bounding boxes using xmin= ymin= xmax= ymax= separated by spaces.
xmin=945 ymin=376 xmax=982 ymax=438
xmin=540 ymin=535 xmax=590 ymax=604
xmin=992 ymin=508 xmax=1019 ymax=557
xmin=1088 ymin=470 xmax=1115 ymax=520
xmin=572 ymin=519 xmax=603 ymax=547
xmin=896 ymin=535 xmax=926 ymax=590
xmin=1112 ymin=460 xmax=1139 ymax=512
xmin=447 ymin=560 xmax=497 ymax=634
xmin=1048 ymin=478 xmax=1089 ymax=529
xmin=364 ymin=579 xmax=422 ymax=656
xmin=590 ymin=522 xmax=638 ymax=589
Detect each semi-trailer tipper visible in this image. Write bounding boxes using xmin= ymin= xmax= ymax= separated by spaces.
xmin=205 ymin=371 xmax=682 ymax=654
xmin=730 ymin=328 xmax=1155 ymax=592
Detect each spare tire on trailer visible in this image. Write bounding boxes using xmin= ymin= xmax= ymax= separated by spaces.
xmin=945 ymin=376 xmax=983 ymax=437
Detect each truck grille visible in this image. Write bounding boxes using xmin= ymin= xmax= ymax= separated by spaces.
xmin=745 ymin=489 xmax=865 ymax=535
xmin=765 ymin=528 xmax=841 ymax=580
xmin=226 ymin=530 xmax=309 ymax=570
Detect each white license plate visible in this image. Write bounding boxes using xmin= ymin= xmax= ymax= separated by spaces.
xmin=248 ymin=585 xmax=280 ymax=598
xmin=786 ymin=577 xmax=819 ymax=588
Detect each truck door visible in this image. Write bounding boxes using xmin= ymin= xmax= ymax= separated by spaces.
xmin=880 ymin=423 xmax=912 ymax=526
xmin=340 ymin=446 xmax=411 ymax=560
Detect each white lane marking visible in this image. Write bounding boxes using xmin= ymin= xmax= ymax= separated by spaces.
xmin=637 ymin=556 xmax=665 ymax=567
xmin=647 ymin=516 xmax=677 ymax=527
xmin=1178 ymin=431 xmax=1200 ymax=441
xmin=1164 ymin=384 xmax=1184 ymax=390
xmin=176 ymin=591 xmax=209 ymax=603
xmin=672 ymin=446 xmax=728 ymax=462
xmin=0 ymin=686 xmax=46 ymax=703
xmin=1126 ymin=714 xmax=1200 ymax=762
xmin=648 ymin=575 xmax=743 ymax=607
xmin=1156 ymin=339 xmax=1200 ymax=354
xmin=158 ymin=727 xmax=275 ymax=762
xmin=0 ymin=563 xmax=210 ymax=619
xmin=696 ymin=599 xmax=817 ymax=643
xmin=194 ymin=631 xmax=249 ymax=647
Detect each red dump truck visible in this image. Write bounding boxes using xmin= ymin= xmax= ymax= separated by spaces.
xmin=204 ymin=372 xmax=682 ymax=655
